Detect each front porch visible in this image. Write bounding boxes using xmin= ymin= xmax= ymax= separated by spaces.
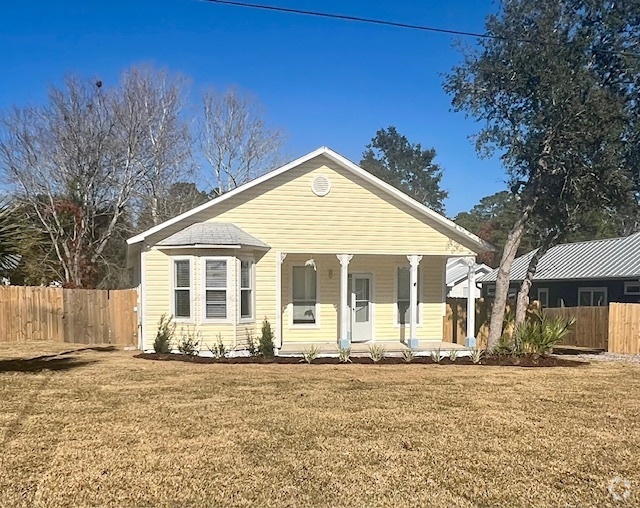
xmin=275 ymin=252 xmax=478 ymax=350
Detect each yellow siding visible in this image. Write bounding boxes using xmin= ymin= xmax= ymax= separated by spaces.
xmin=142 ymin=155 xmax=476 ymax=349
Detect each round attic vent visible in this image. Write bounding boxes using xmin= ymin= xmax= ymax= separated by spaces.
xmin=311 ymin=175 xmax=331 ymax=196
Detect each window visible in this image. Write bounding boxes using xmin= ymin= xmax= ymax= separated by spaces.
xmin=173 ymin=259 xmax=192 ymax=319
xmin=240 ymin=260 xmax=253 ymax=320
xmin=204 ymin=259 xmax=228 ymax=320
xmin=487 ymin=285 xmax=496 ymax=298
xmin=292 ymin=266 xmax=317 ymax=324
xmin=624 ymin=282 xmax=640 ymax=295
xmin=578 ymin=287 xmax=608 ymax=307
xmin=397 ymin=267 xmax=420 ymax=325
xmin=537 ymin=288 xmax=549 ymax=308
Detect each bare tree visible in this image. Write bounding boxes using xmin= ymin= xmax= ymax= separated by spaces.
xmin=199 ymin=87 xmax=285 ymax=193
xmin=119 ymin=67 xmax=194 ymax=227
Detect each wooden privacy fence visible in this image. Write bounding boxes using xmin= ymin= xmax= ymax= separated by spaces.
xmin=0 ymin=286 xmax=138 ymax=346
xmin=444 ymin=298 xmax=640 ymax=354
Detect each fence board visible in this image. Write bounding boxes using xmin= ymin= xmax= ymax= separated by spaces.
xmin=0 ymin=286 xmax=137 ymax=346
xmin=543 ymin=306 xmax=609 ymax=350
xmin=608 ymin=303 xmax=640 ymax=354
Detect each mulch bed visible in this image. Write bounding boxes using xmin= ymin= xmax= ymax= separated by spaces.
xmin=135 ymin=353 xmax=587 ymax=367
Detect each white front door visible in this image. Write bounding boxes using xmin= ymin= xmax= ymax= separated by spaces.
xmin=349 ymin=274 xmax=373 ymax=342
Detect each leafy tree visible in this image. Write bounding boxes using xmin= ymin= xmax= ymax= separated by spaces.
xmin=360 ymin=127 xmax=448 ymax=213
xmin=444 ymin=0 xmax=640 ymax=347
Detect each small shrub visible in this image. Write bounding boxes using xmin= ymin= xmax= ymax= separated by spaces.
xmin=515 ymin=310 xmax=576 ymax=356
xmin=245 ymin=330 xmax=259 ymax=356
xmin=470 ymin=349 xmax=484 ymax=364
xmin=430 ymin=349 xmax=445 ymax=364
xmin=368 ymin=344 xmax=386 ymax=363
xmin=208 ymin=333 xmax=228 ymax=359
xmin=493 ymin=335 xmax=516 ymax=355
xmin=448 ymin=349 xmax=459 ymax=362
xmin=259 ymin=317 xmax=275 ymax=357
xmin=338 ymin=346 xmax=352 ymax=363
xmin=177 ymin=326 xmax=201 ymax=356
xmin=401 ymin=348 xmax=416 ymax=363
xmin=301 ymin=346 xmax=320 ymax=364
xmin=154 ymin=314 xmax=175 ymax=353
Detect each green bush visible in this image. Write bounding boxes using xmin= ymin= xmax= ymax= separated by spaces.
xmin=514 ymin=311 xmax=576 ymax=356
xmin=259 ymin=317 xmax=275 ymax=357
xmin=154 ymin=314 xmax=175 ymax=353
xmin=177 ymin=326 xmax=201 ymax=356
xmin=245 ymin=330 xmax=259 ymax=356
xmin=208 ymin=333 xmax=228 ymax=359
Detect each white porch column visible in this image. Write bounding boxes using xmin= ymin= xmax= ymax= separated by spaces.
xmin=407 ymin=255 xmax=423 ymax=348
xmin=337 ymin=254 xmax=353 ymax=348
xmin=275 ymin=252 xmax=287 ymax=350
xmin=465 ymin=257 xmax=477 ymax=348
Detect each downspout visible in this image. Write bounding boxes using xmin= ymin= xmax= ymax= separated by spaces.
xmin=139 ymin=245 xmax=147 ymax=351
xmin=233 ymin=249 xmax=238 ymax=350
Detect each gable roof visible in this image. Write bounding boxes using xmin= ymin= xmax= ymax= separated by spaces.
xmin=478 ymin=232 xmax=640 ymax=283
xmin=157 ymin=222 xmax=269 ymax=250
xmin=127 ymin=146 xmax=494 ymax=252
xmin=446 ymin=257 xmax=492 ymax=286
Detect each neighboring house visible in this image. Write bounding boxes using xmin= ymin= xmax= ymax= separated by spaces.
xmin=478 ymin=233 xmax=640 ymax=307
xmin=127 ymin=147 xmax=493 ymax=353
xmin=446 ymin=257 xmax=492 ymax=298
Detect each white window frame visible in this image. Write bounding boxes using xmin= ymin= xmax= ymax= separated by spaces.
xmin=624 ymin=281 xmax=640 ymax=295
xmin=171 ymin=256 xmax=194 ymax=323
xmin=394 ymin=265 xmax=423 ymax=327
xmin=238 ymin=257 xmax=255 ymax=323
xmin=537 ymin=288 xmax=549 ymax=308
xmin=487 ymin=285 xmax=496 ymax=297
xmin=201 ymin=256 xmax=232 ymax=323
xmin=578 ymin=287 xmax=608 ymax=307
xmin=290 ymin=264 xmax=320 ymax=328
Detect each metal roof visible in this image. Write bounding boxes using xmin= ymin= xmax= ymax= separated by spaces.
xmin=157 ymin=222 xmax=269 ymax=250
xmin=446 ymin=258 xmax=492 ymax=286
xmin=478 ymin=232 xmax=640 ymax=283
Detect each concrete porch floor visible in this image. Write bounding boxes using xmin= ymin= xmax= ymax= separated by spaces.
xmin=278 ymin=340 xmax=469 ymax=356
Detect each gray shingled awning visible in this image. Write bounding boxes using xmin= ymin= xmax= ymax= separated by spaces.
xmin=478 ymin=232 xmax=640 ymax=283
xmin=157 ymin=222 xmax=270 ymax=250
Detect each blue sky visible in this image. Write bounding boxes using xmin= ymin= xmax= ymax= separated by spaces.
xmin=0 ymin=0 xmax=505 ymax=216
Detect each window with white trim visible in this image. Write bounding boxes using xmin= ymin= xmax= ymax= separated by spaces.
xmin=173 ymin=259 xmax=192 ymax=319
xmin=537 ymin=288 xmax=549 ymax=308
xmin=624 ymin=282 xmax=640 ymax=295
xmin=204 ymin=259 xmax=228 ymax=319
xmin=578 ymin=287 xmax=608 ymax=307
xmin=292 ymin=266 xmax=317 ymax=324
xmin=240 ymin=259 xmax=254 ymax=320
xmin=397 ymin=267 xmax=420 ymax=325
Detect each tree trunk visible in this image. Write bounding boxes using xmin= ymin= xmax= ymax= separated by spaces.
xmin=486 ymin=211 xmax=529 ymax=350
xmin=514 ymin=232 xmax=559 ymax=327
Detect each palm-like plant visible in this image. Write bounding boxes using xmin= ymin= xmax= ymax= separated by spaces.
xmin=0 ymin=200 xmax=24 ymax=277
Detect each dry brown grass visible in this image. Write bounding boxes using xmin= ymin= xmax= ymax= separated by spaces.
xmin=1 ymin=342 xmax=639 ymax=507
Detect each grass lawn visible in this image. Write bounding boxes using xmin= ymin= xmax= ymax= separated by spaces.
xmin=1 ymin=343 xmax=639 ymax=507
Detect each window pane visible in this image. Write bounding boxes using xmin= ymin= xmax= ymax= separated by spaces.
xmin=293 ymin=302 xmax=315 ymax=324
xmin=206 ymin=290 xmax=226 ymax=319
xmin=579 ymin=291 xmax=591 ymax=306
xmin=398 ymin=301 xmax=409 ymax=325
xmin=593 ymin=291 xmax=606 ymax=306
xmin=206 ymin=260 xmax=226 ymax=288
xmin=355 ymin=301 xmax=369 ymax=322
xmin=175 ymin=289 xmax=190 ymax=318
xmin=241 ymin=289 xmax=252 ymax=318
xmin=397 ymin=268 xmax=410 ymax=300
xmin=355 ymin=278 xmax=369 ymax=301
xmin=293 ymin=266 xmax=316 ymax=301
xmin=175 ymin=260 xmax=190 ymax=288
xmin=241 ymin=260 xmax=251 ymax=289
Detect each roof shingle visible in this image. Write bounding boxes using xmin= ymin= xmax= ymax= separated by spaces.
xmin=157 ymin=222 xmax=269 ymax=249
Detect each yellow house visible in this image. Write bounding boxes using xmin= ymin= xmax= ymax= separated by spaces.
xmin=127 ymin=147 xmax=492 ymax=353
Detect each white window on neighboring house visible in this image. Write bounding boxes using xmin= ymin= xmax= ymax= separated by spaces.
xmin=537 ymin=288 xmax=549 ymax=308
xmin=578 ymin=287 xmax=608 ymax=307
xmin=203 ymin=258 xmax=228 ymax=320
xmin=292 ymin=265 xmax=317 ymax=325
xmin=240 ymin=259 xmax=254 ymax=320
xmin=487 ymin=286 xmax=496 ymax=297
xmin=624 ymin=282 xmax=640 ymax=295
xmin=173 ymin=258 xmax=192 ymax=319
xmin=396 ymin=267 xmax=420 ymax=325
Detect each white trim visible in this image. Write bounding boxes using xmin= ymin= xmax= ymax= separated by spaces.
xmin=577 ymin=287 xmax=608 ymax=306
xmin=127 ymin=147 xmax=494 ymax=252
xmin=200 ymin=256 xmax=233 ymax=323
xmin=289 ymin=263 xmax=321 ymax=329
xmin=237 ymin=256 xmax=256 ymax=323
xmin=537 ymin=287 xmax=549 ymax=308
xmin=156 ymin=243 xmax=270 ymax=251
xmin=393 ymin=263 xmax=424 ymax=327
xmin=139 ymin=248 xmax=147 ymax=350
xmin=170 ymin=256 xmax=195 ymax=324
xmin=624 ymin=281 xmax=640 ymax=295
